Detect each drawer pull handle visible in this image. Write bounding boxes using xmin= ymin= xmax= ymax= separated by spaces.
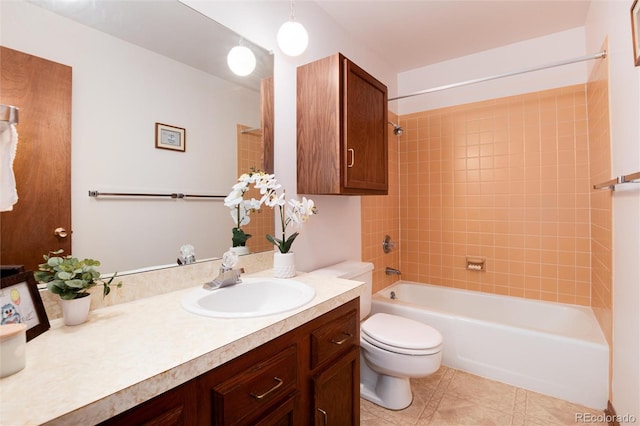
xmin=318 ymin=408 xmax=328 ymax=425
xmin=347 ymin=148 xmax=355 ymax=168
xmin=331 ymin=332 xmax=352 ymax=345
xmin=250 ymin=377 xmax=283 ymax=400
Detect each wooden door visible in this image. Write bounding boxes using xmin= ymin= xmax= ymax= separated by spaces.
xmin=0 ymin=46 xmax=72 ymax=271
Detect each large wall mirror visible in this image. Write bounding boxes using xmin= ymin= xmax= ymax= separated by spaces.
xmin=0 ymin=0 xmax=274 ymax=274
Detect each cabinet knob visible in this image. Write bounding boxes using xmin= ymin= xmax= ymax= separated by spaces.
xmin=347 ymin=148 xmax=355 ymax=168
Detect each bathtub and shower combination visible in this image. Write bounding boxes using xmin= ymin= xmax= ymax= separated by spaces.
xmin=371 ymin=281 xmax=608 ymax=409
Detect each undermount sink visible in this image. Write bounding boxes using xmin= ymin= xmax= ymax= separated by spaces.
xmin=181 ymin=277 xmax=316 ymax=318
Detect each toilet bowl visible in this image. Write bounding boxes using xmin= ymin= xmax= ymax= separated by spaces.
xmin=310 ymin=261 xmax=443 ymax=410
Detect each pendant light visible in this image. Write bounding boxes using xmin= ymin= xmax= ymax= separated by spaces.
xmin=277 ymin=0 xmax=308 ymax=56
xmin=227 ymin=42 xmax=256 ymax=76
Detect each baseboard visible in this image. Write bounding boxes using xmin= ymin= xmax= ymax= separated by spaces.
xmin=605 ymin=400 xmax=620 ymax=426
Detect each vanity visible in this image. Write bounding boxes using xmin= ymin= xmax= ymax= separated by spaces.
xmin=0 ymin=269 xmax=363 ymax=425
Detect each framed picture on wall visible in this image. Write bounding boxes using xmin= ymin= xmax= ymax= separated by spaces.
xmin=0 ymin=272 xmax=50 ymax=341
xmin=632 ymin=0 xmax=640 ymax=66
xmin=155 ymin=122 xmax=186 ymax=152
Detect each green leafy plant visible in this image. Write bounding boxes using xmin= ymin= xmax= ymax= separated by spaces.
xmin=232 ymin=227 xmax=252 ymax=247
xmin=34 ymin=249 xmax=122 ymax=300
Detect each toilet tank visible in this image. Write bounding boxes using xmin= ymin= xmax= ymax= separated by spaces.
xmin=310 ymin=261 xmax=373 ymax=320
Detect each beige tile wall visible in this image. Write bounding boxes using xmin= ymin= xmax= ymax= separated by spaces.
xmin=361 ymin=113 xmax=401 ymax=294
xmin=236 ymin=124 xmax=274 ymax=254
xmin=362 ymin=83 xmax=615 ymax=308
xmin=397 ymin=86 xmax=592 ymax=305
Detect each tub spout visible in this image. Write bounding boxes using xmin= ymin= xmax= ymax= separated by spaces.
xmin=385 ymin=267 xmax=401 ymax=275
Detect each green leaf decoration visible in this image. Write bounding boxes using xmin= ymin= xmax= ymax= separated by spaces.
xmin=34 ymin=250 xmax=122 ymax=300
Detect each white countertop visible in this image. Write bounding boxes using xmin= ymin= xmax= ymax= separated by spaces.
xmin=0 ymin=271 xmax=363 ymax=425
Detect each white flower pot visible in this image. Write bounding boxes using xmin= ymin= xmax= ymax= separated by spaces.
xmin=273 ymin=252 xmax=296 ymax=278
xmin=229 ymin=246 xmax=250 ymax=256
xmin=60 ymin=295 xmax=91 ymax=326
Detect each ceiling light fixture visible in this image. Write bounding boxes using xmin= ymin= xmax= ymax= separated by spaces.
xmin=277 ymin=0 xmax=308 ymax=57
xmin=227 ymin=42 xmax=256 ymax=76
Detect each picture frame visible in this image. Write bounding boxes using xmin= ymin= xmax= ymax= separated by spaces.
xmin=155 ymin=122 xmax=186 ymax=152
xmin=0 ymin=272 xmax=50 ymax=341
xmin=632 ymin=0 xmax=640 ymax=66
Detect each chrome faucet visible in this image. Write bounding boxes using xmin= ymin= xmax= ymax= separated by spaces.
xmin=203 ymin=250 xmax=243 ymax=290
xmin=385 ymin=267 xmax=401 ymax=275
xmin=203 ymin=265 xmax=244 ymax=290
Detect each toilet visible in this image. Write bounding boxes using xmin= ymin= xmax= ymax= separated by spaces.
xmin=311 ymin=261 xmax=443 ymax=410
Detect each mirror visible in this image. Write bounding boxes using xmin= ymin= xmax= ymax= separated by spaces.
xmin=2 ymin=0 xmax=274 ymax=274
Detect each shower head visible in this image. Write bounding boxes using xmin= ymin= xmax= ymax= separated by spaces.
xmin=388 ymin=121 xmax=403 ymax=136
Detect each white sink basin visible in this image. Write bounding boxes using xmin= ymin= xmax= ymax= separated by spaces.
xmin=181 ymin=277 xmax=316 ymax=318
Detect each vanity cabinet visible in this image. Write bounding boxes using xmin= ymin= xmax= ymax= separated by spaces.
xmin=100 ymin=299 xmax=359 ymax=425
xmin=297 ymin=53 xmax=388 ymax=195
xmin=99 ymin=380 xmax=198 ymax=425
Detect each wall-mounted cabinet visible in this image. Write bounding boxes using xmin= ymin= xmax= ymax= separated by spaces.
xmin=297 ymin=53 xmax=388 ymax=195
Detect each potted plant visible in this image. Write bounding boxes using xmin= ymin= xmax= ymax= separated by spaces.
xmin=34 ymin=249 xmax=121 ymax=325
xmin=225 ymin=171 xmax=318 ymax=277
xmin=253 ymin=174 xmax=318 ymax=278
xmin=224 ymin=171 xmax=264 ymax=255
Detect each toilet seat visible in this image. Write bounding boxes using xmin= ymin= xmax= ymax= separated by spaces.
xmin=361 ymin=313 xmax=442 ymax=355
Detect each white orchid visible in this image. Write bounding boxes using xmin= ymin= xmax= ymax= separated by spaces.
xmin=225 ymin=170 xmax=318 ymax=253
xmin=225 ymin=170 xmax=269 ymax=247
xmin=288 ymin=197 xmax=317 ymax=225
xmin=230 ymin=198 xmax=261 ymax=226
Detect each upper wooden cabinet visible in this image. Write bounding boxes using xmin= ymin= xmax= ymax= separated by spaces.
xmin=297 ymin=53 xmax=388 ymax=195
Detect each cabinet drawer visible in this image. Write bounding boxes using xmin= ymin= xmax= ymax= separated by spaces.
xmin=310 ymin=310 xmax=358 ymax=369
xmin=211 ymin=345 xmax=297 ymax=425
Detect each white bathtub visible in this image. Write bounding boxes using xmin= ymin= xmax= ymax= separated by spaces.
xmin=371 ymin=281 xmax=609 ymax=409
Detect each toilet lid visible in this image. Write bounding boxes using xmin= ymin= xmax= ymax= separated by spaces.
xmin=361 ymin=313 xmax=442 ymax=351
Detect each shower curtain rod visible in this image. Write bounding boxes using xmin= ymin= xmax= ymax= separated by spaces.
xmin=88 ymin=190 xmax=225 ymax=199
xmin=389 ymin=51 xmax=607 ymax=102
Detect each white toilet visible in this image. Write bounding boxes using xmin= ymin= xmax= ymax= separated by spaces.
xmin=311 ymin=261 xmax=443 ymax=410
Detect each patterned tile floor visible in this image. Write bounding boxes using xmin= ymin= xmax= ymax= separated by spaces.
xmin=360 ymin=366 xmax=607 ymax=425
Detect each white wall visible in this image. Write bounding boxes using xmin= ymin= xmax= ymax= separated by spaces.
xmin=585 ymin=0 xmax=640 ymax=419
xmin=1 ymin=1 xmax=261 ymax=272
xmin=183 ymin=0 xmax=397 ymax=272
xmin=397 ymin=27 xmax=588 ymax=113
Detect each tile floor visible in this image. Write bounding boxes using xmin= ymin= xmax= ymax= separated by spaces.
xmin=360 ymin=366 xmax=607 ymax=425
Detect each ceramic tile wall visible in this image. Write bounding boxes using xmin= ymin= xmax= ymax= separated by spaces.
xmin=361 ymin=113 xmax=401 ymax=294
xmin=396 ymin=85 xmax=593 ymax=305
xmin=236 ymin=124 xmax=274 ymax=254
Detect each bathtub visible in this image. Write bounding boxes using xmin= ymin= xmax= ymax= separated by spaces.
xmin=371 ymin=281 xmax=609 ymax=409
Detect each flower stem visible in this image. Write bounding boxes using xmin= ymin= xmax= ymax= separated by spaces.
xmin=279 ymin=204 xmax=286 ymax=248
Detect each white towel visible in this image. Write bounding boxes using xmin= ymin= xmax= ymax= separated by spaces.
xmin=0 ymin=121 xmax=19 ymax=212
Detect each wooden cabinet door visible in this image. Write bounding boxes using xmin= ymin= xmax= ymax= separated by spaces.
xmin=343 ymin=58 xmax=388 ymax=193
xmin=297 ymin=53 xmax=387 ymax=195
xmin=0 ymin=47 xmax=71 ymax=270
xmin=312 ymin=346 xmax=360 ymax=426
